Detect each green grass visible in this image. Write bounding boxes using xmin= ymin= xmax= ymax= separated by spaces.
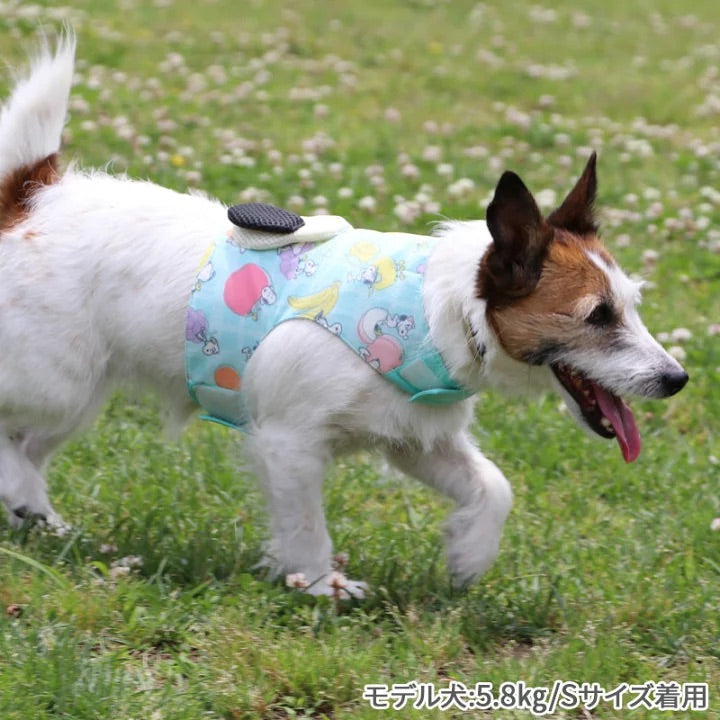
xmin=1 ymin=1 xmax=720 ymax=717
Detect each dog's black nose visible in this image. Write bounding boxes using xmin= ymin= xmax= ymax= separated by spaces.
xmin=661 ymin=369 xmax=689 ymax=396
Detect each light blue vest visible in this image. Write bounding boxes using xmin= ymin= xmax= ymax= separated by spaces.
xmin=185 ymin=227 xmax=472 ymax=431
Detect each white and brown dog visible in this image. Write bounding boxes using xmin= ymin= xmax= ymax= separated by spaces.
xmin=0 ymin=37 xmax=687 ymax=596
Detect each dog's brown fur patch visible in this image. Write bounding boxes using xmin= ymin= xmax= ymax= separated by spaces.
xmin=0 ymin=153 xmax=59 ymax=231
xmin=483 ymin=230 xmax=617 ymax=362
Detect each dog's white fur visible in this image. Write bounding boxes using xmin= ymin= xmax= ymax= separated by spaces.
xmin=0 ymin=37 xmax=685 ymax=597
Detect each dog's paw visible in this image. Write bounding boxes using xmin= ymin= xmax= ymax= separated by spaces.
xmin=8 ymin=505 xmax=70 ymax=536
xmin=287 ymin=571 xmax=369 ymax=600
xmin=38 ymin=511 xmax=72 ymax=537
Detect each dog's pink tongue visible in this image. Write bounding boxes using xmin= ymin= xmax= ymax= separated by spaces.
xmin=592 ymin=383 xmax=642 ymax=463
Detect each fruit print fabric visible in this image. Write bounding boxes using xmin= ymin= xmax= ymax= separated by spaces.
xmin=185 ymin=226 xmax=472 ymax=431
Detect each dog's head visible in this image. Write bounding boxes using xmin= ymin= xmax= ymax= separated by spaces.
xmin=476 ymin=154 xmax=687 ymax=462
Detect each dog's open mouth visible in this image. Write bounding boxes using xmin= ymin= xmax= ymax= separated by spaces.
xmin=551 ymin=363 xmax=641 ymax=463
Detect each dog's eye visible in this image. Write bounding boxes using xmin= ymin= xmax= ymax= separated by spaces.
xmin=586 ymin=302 xmax=615 ymax=327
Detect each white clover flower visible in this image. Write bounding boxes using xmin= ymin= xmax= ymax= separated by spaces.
xmin=358 ymin=196 xmax=377 ymax=212
xmin=538 ymin=94 xmax=555 ymax=108
xmin=678 ymin=207 xmax=693 ymax=220
xmin=529 ymin=6 xmax=558 ymax=23
xmin=668 ymin=345 xmax=687 ymax=361
xmin=504 ymin=106 xmax=531 ymax=129
xmin=535 ymin=188 xmax=557 ymax=211
xmin=711 ymin=518 xmax=720 ymax=532
xmin=422 ymin=145 xmax=442 ymax=162
xmin=183 ymin=171 xmax=202 ymax=185
xmin=642 ymin=249 xmax=659 ymax=266
xmin=186 ymin=73 xmax=207 ymax=93
xmin=338 ymin=187 xmax=353 ymax=199
xmin=114 ymin=555 xmax=143 ymax=569
xmin=463 ymin=145 xmax=488 ymax=159
xmin=285 ymin=572 xmax=309 ymax=589
xmin=700 ymin=186 xmax=720 ymax=204
xmin=488 ymin=156 xmax=504 ymax=172
xmin=476 ymin=49 xmax=504 ymax=68
xmin=615 ymin=234 xmax=631 ymax=248
xmin=267 ymin=149 xmax=283 ymax=165
xmin=239 ymin=187 xmax=268 ymax=203
xmin=401 ymin=163 xmax=420 ymax=179
xmin=394 ymin=201 xmax=420 ymax=224
xmin=70 ymin=97 xmax=91 ymax=113
xmin=670 ymin=327 xmax=693 ymax=343
xmin=109 ymin=566 xmax=130 ymax=580
xmin=157 ymin=118 xmax=178 ymax=132
xmin=326 ymin=571 xmax=348 ymax=590
xmin=208 ymin=64 xmax=227 ymax=83
xmin=384 ymin=107 xmax=402 ymax=122
xmin=447 ymin=177 xmax=475 ymax=199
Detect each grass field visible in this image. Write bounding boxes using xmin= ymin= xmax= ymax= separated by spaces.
xmin=1 ymin=0 xmax=720 ymax=718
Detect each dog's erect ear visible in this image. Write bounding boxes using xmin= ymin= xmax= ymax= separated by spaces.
xmin=546 ymin=152 xmax=598 ymax=235
xmin=480 ymin=170 xmax=553 ymax=307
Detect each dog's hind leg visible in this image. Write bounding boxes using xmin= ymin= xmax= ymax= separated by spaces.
xmin=246 ymin=425 xmax=367 ymax=598
xmin=0 ymin=432 xmax=66 ymax=530
xmin=386 ymin=432 xmax=513 ymax=586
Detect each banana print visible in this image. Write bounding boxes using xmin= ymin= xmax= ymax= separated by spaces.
xmin=287 ymin=281 xmax=342 ymax=318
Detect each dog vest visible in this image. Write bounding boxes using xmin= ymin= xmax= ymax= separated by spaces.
xmin=185 ymin=212 xmax=472 ymax=431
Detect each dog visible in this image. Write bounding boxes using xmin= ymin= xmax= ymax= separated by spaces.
xmin=0 ymin=36 xmax=688 ymax=597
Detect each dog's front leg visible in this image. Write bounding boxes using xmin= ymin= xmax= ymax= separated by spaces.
xmin=0 ymin=433 xmax=66 ymax=531
xmin=387 ymin=433 xmax=513 ymax=585
xmin=247 ymin=427 xmax=367 ymax=598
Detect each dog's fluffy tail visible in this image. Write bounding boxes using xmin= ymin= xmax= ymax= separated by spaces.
xmin=0 ymin=32 xmax=75 ymax=226
xmin=0 ymin=31 xmax=75 ymax=178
